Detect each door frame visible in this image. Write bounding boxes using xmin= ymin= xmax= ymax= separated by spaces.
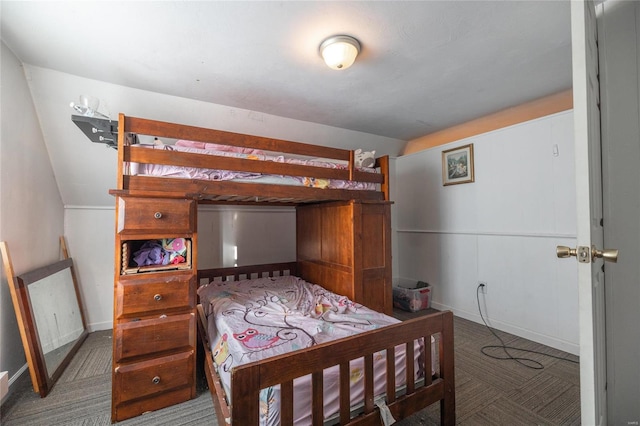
xmin=571 ymin=1 xmax=607 ymax=425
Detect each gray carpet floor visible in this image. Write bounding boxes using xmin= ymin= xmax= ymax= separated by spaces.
xmin=1 ymin=310 xmax=580 ymax=425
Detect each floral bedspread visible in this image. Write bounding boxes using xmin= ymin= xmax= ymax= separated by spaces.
xmin=197 ymin=275 xmax=399 ymax=369
xmin=197 ymin=275 xmax=425 ymax=425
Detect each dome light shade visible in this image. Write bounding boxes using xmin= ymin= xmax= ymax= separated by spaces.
xmin=320 ymin=35 xmax=361 ymax=70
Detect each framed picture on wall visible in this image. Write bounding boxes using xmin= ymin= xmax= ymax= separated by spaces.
xmin=442 ymin=143 xmax=474 ymax=186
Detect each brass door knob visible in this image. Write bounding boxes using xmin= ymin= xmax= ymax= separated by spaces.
xmin=556 ymin=245 xmax=590 ymax=262
xmin=556 ymin=246 xmax=577 ymax=258
xmin=557 ymin=245 xmax=619 ymax=263
xmin=592 ymin=246 xmax=619 ymax=263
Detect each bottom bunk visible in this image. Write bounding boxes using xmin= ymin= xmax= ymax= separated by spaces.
xmin=196 ymin=263 xmax=455 ymax=425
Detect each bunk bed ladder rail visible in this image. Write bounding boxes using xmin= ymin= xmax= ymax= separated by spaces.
xmin=230 ymin=311 xmax=455 ymax=426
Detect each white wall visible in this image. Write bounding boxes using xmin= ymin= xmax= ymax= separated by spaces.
xmin=198 ymin=205 xmax=296 ymax=270
xmin=394 ymin=111 xmax=579 ymax=354
xmin=0 ymin=42 xmax=65 ymax=390
xmin=63 ymin=207 xmax=115 ymax=331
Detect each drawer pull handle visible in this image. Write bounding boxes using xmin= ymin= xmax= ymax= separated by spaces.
xmin=159 ymin=314 xmax=167 ymax=319
xmin=154 ymin=212 xmax=162 ymax=219
xmin=152 ymin=376 xmax=161 ymax=385
xmin=154 ymin=294 xmax=162 ymax=301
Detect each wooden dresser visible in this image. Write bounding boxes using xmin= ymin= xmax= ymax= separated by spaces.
xmin=296 ymin=200 xmax=393 ymax=315
xmin=111 ymin=196 xmax=197 ymax=422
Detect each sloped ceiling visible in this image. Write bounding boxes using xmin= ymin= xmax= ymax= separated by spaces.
xmin=0 ymin=1 xmax=572 ymax=207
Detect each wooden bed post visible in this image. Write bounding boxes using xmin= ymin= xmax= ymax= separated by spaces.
xmin=231 ymin=367 xmax=261 ymax=424
xmin=440 ymin=311 xmax=456 ymax=426
xmin=349 ymin=149 xmax=355 ymax=181
xmin=376 ymin=155 xmax=390 ymax=201
xmin=116 ymin=113 xmax=126 ymax=190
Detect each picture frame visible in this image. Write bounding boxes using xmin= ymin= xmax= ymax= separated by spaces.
xmin=442 ymin=143 xmax=474 ymax=186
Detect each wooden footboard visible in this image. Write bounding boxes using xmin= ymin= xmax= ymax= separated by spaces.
xmin=197 ymin=305 xmax=455 ymax=425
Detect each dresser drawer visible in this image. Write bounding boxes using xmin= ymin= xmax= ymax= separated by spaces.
xmin=114 ymin=350 xmax=194 ymax=405
xmin=115 ymin=313 xmax=195 ymax=362
xmin=117 ymin=197 xmax=195 ymax=234
xmin=115 ymin=272 xmax=195 ymax=318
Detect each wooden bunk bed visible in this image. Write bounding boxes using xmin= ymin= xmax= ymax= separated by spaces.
xmin=109 ymin=113 xmax=455 ymax=424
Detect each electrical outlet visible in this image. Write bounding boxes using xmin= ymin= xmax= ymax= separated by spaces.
xmin=478 ymin=281 xmax=488 ymax=294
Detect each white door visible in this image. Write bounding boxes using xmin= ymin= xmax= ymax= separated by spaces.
xmin=570 ymin=1 xmax=608 ymax=425
xmin=597 ymin=1 xmax=640 ymax=424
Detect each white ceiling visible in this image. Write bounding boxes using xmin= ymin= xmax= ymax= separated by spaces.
xmin=1 ymin=1 xmax=572 ymax=142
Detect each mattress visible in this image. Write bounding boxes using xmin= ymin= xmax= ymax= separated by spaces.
xmin=128 ymin=144 xmax=378 ymax=191
xmin=197 ymin=275 xmax=433 ymax=425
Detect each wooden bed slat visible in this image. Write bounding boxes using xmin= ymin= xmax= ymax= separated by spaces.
xmin=281 ymin=380 xmax=294 ymax=425
xmin=386 ymin=347 xmax=396 ymax=404
xmin=406 ymin=341 xmax=415 ymax=395
xmin=340 ymin=362 xmax=351 ymax=424
xmin=312 ymin=372 xmax=323 ymax=426
xmin=125 ymin=147 xmax=383 ymax=184
xmin=123 ymin=175 xmax=385 ymax=204
xmin=440 ymin=314 xmax=456 ymax=424
xmin=124 ymin=115 xmax=351 ymax=161
xmin=364 ymin=353 xmax=374 ymax=414
xmin=424 ymin=336 xmax=433 ymax=387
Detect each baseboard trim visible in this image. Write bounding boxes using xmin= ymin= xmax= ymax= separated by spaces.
xmin=0 ymin=371 xmax=8 ymax=402
xmin=1 ymin=364 xmax=29 ymax=406
xmin=432 ymin=301 xmax=579 ymax=356
xmin=87 ymin=321 xmax=112 ymax=332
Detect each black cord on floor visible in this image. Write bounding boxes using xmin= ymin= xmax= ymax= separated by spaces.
xmin=476 ymin=284 xmax=579 ymax=370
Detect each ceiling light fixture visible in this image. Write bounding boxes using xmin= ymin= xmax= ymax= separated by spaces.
xmin=320 ymin=35 xmax=361 ymax=70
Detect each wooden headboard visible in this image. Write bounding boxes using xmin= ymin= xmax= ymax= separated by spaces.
xmin=197 ymin=262 xmax=298 ymax=287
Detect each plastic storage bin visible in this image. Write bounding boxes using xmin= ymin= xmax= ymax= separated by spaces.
xmin=393 ymin=279 xmax=432 ymax=312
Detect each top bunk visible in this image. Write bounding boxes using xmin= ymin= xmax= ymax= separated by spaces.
xmin=110 ymin=114 xmax=390 ymax=205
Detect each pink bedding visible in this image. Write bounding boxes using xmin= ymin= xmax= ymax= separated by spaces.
xmin=198 ymin=275 xmax=432 ymax=425
xmin=127 ymin=144 xmax=377 ymax=190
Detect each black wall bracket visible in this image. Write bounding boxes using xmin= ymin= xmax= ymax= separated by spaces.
xmin=71 ymin=115 xmax=118 ymax=149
